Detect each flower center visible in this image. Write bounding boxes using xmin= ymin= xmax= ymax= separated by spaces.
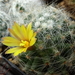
xmin=20 ymin=40 xmax=30 ymax=48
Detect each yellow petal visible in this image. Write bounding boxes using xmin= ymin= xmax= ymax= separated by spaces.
xmin=12 ymin=22 xmax=21 ymax=31
xmin=13 ymin=47 xmax=27 ymax=56
xmin=12 ymin=22 xmax=23 ymax=40
xmin=33 ymin=32 xmax=37 ymax=37
xmin=27 ymin=22 xmax=32 ymax=32
xmin=28 ymin=30 xmax=33 ymax=41
xmin=8 ymin=28 xmax=20 ymax=40
xmin=30 ymin=37 xmax=36 ymax=46
xmin=23 ymin=47 xmax=27 ymax=52
xmin=2 ymin=37 xmax=20 ymax=46
xmin=2 ymin=37 xmax=19 ymax=42
xmin=20 ymin=25 xmax=28 ymax=40
xmin=5 ymin=47 xmax=20 ymax=54
xmin=5 ymin=47 xmax=27 ymax=56
xmin=2 ymin=41 xmax=20 ymax=46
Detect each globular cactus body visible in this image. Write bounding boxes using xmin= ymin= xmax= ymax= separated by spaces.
xmin=1 ymin=0 xmax=75 ymax=75
xmin=10 ymin=1 xmax=75 ymax=75
xmin=0 ymin=11 xmax=11 ymax=46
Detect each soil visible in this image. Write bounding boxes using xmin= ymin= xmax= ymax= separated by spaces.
xmin=58 ymin=0 xmax=75 ymax=19
xmin=42 ymin=0 xmax=63 ymax=4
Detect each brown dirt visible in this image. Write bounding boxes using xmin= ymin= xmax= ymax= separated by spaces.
xmin=58 ymin=0 xmax=75 ymax=19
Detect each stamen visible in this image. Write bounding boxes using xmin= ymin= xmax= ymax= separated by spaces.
xmin=20 ymin=40 xmax=30 ymax=47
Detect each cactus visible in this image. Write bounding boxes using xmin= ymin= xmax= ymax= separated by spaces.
xmin=8 ymin=0 xmax=44 ymax=24
xmin=0 ymin=0 xmax=13 ymax=13
xmin=1 ymin=0 xmax=75 ymax=75
xmin=8 ymin=1 xmax=75 ymax=75
xmin=0 ymin=10 xmax=11 ymax=46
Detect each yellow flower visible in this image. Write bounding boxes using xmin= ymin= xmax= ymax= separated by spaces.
xmin=2 ymin=22 xmax=37 ymax=56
